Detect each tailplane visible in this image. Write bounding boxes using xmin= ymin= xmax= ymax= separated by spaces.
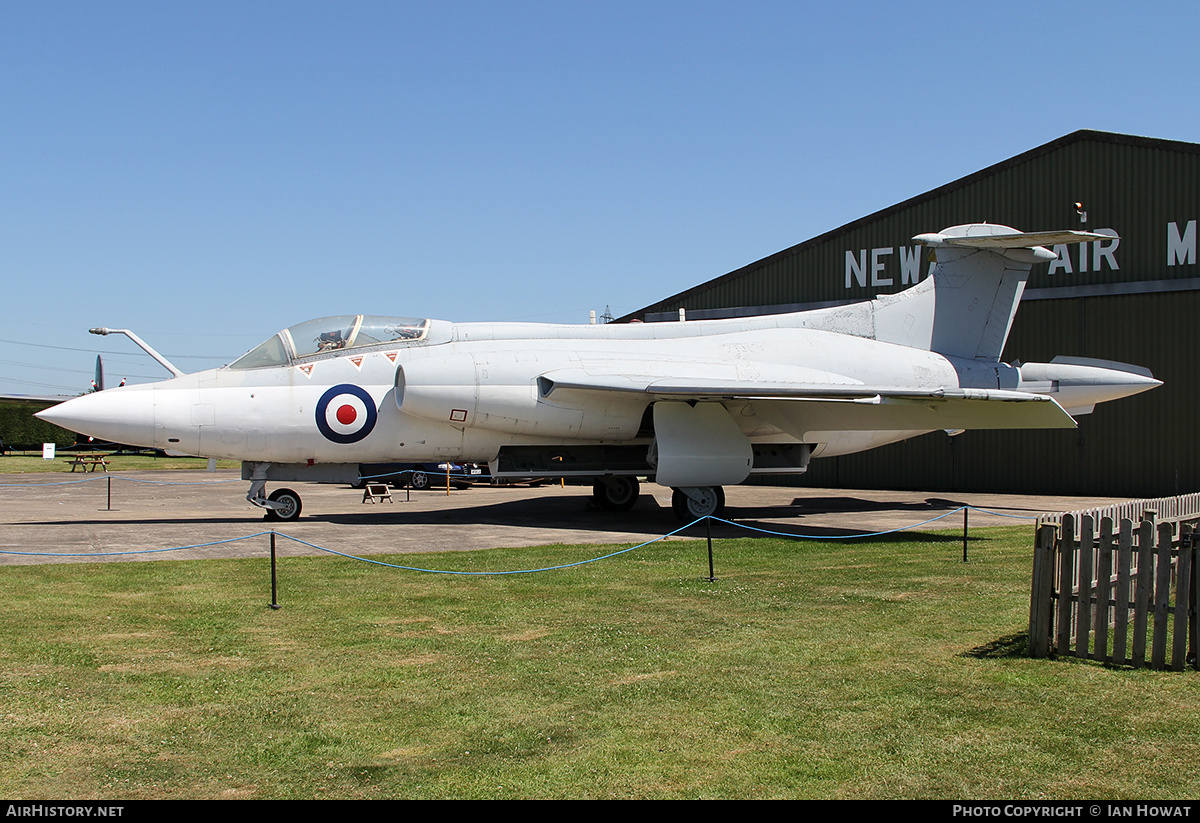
xmin=872 ymin=224 xmax=1109 ymax=361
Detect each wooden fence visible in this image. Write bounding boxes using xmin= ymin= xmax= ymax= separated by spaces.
xmin=1029 ymin=510 xmax=1198 ymax=671
xmin=1035 ymin=492 xmax=1200 ymax=531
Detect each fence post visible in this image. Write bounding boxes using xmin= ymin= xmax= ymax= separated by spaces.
xmin=269 ymin=531 xmax=281 ymax=610
xmin=962 ymin=506 xmax=968 ymax=563
xmin=1152 ymin=522 xmax=1174 ymax=669
xmin=1112 ymin=519 xmax=1132 ymax=665
xmin=1191 ymin=526 xmax=1200 ymax=671
xmin=1172 ymin=523 xmax=1193 ymax=671
xmin=1056 ymin=515 xmax=1076 ymax=656
xmin=1074 ymin=515 xmax=1095 ymax=659
xmin=706 ymin=517 xmax=715 ymax=582
xmin=1029 ymin=524 xmax=1057 ymax=658
xmin=1132 ymin=519 xmax=1155 ymax=668
xmin=1097 ymin=519 xmax=1117 ymax=664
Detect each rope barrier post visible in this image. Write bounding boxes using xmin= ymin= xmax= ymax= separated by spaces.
xmin=706 ymin=516 xmax=716 ymax=582
xmin=962 ymin=506 xmax=969 ymax=563
xmin=269 ymin=531 xmax=281 ymax=610
xmin=99 ymin=474 xmax=118 ymax=512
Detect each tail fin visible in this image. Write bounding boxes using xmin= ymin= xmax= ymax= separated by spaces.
xmin=872 ymin=224 xmax=1108 ymax=361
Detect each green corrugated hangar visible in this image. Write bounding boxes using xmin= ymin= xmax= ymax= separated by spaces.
xmin=628 ymin=130 xmax=1199 ymax=497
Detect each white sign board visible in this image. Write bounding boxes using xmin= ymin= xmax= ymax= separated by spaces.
xmin=42 ymin=442 xmax=56 ymax=460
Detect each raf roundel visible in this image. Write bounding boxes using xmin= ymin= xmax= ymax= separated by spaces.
xmin=315 ymin=384 xmax=378 ymax=444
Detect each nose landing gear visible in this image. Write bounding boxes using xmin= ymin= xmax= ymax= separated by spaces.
xmin=263 ymin=488 xmax=302 ymax=521
xmin=246 ymin=462 xmax=303 ymax=521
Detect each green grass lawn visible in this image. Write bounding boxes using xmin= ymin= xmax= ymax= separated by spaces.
xmin=0 ymin=451 xmax=240 ymax=473
xmin=2 ymin=527 xmax=1197 ymax=799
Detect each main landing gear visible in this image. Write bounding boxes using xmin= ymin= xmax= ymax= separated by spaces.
xmin=671 ymin=486 xmax=726 ymax=523
xmin=591 ymin=476 xmax=728 ymax=524
xmin=592 ymin=476 xmax=640 ymax=511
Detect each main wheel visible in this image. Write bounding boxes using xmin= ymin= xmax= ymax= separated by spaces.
xmin=409 ymin=470 xmax=430 ymax=490
xmin=265 ymin=488 xmax=303 ymax=522
xmin=671 ymin=486 xmax=725 ymax=523
xmin=592 ymin=476 xmax=640 ymax=511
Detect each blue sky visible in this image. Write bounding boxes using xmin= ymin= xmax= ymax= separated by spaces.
xmin=2 ymin=0 xmax=1197 ymax=395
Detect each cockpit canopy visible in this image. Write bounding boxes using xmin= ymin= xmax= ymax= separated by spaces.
xmin=229 ymin=315 xmax=429 ymax=369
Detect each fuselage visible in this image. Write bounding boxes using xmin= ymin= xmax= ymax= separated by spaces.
xmin=40 ymin=312 xmax=995 ymax=464
xmin=39 ymin=301 xmax=1161 ymax=473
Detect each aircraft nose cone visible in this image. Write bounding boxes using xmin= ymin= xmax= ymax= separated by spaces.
xmin=35 ymin=386 xmax=157 ymax=449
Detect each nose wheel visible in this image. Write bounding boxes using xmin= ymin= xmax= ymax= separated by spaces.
xmin=247 ymin=464 xmax=303 ymax=522
xmin=671 ymin=486 xmax=725 ymax=524
xmin=262 ymin=488 xmax=303 ymax=521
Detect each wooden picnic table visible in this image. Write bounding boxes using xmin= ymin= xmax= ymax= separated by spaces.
xmin=68 ymin=455 xmax=109 ymax=472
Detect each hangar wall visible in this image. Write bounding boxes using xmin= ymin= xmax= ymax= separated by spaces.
xmin=629 ymin=131 xmax=1200 ymax=497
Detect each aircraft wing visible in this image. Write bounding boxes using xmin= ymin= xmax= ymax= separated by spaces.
xmin=537 ymin=369 xmax=1077 ymax=432
xmin=0 ymin=394 xmax=69 ymax=408
xmin=747 ymin=394 xmax=1074 ymax=437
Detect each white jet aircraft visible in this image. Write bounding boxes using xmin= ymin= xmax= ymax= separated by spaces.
xmin=37 ymin=224 xmax=1161 ymax=523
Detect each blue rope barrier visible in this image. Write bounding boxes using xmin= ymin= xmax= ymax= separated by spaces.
xmin=0 ymin=532 xmax=271 ymax=557
xmin=957 ymin=505 xmax=1038 ymax=520
xmin=356 ymin=468 xmax=488 ymax=483
xmin=274 ymin=523 xmax=697 ymax=575
xmin=706 ymin=508 xmax=968 ymax=540
xmin=0 ymin=477 xmax=104 ymax=488
xmin=0 ymin=503 xmax=1037 ymax=566
xmin=101 ymin=476 xmax=242 ymax=486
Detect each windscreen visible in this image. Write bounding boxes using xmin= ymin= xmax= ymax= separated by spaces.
xmin=228 ymin=315 xmax=429 ymax=369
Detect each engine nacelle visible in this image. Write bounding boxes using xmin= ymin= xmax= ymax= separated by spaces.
xmin=395 ymin=354 xmax=646 ymax=440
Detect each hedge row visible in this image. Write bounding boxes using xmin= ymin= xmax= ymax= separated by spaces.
xmin=0 ymin=403 xmax=77 ymax=449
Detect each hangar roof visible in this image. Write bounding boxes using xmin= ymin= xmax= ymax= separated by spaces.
xmin=626 ymin=130 xmax=1200 ymax=322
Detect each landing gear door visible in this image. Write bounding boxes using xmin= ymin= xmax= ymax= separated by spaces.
xmin=651 ymin=401 xmax=752 ymax=488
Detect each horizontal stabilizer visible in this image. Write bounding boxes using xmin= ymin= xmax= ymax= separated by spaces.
xmin=913 ymin=228 xmax=1114 ymax=250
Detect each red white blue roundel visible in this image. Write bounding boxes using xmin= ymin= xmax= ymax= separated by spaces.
xmin=316 ymin=384 xmax=378 ymax=444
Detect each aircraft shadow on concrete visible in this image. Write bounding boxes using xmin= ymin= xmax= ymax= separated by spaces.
xmin=788 ymin=495 xmax=1035 ymax=516
xmin=313 ymin=492 xmax=977 ymax=543
xmin=16 ymin=492 xmax=991 ymax=543
xmin=316 ymin=493 xmax=675 ymax=536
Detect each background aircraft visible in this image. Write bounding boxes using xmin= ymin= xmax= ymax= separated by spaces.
xmin=37 ymin=224 xmax=1161 ymax=522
